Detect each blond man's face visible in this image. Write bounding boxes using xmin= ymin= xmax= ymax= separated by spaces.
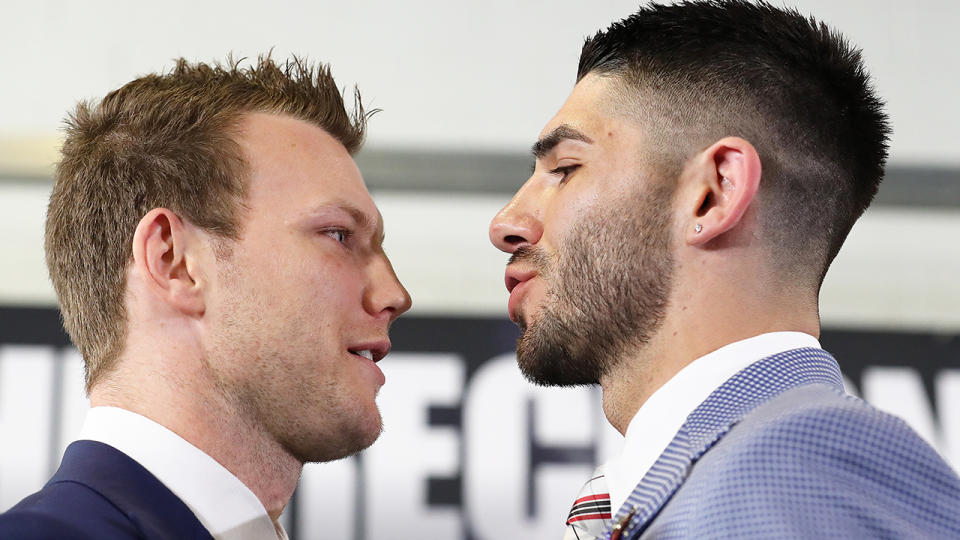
xmin=204 ymin=113 xmax=411 ymax=462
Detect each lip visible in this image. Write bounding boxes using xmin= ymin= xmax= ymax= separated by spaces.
xmin=347 ymin=340 xmax=391 ymax=363
xmin=505 ymin=266 xmax=537 ymax=293
xmin=505 ymin=266 xmax=538 ymax=323
xmin=348 ymin=340 xmax=391 ymax=386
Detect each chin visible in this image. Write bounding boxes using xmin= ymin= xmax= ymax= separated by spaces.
xmin=516 ymin=316 xmax=604 ymax=387
xmin=294 ymin=405 xmax=383 ymax=464
xmin=349 ymin=408 xmax=385 ymax=452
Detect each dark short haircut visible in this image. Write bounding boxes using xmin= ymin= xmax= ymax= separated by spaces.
xmin=46 ymin=55 xmax=370 ymax=391
xmin=578 ymin=0 xmax=889 ymax=284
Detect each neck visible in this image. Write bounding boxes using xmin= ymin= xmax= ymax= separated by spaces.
xmin=91 ymin=348 xmax=301 ymax=524
xmin=598 ymin=281 xmax=819 ymax=434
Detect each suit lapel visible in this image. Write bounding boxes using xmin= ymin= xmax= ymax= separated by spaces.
xmin=606 ymin=347 xmax=844 ymax=539
xmin=50 ymin=440 xmax=214 ymax=539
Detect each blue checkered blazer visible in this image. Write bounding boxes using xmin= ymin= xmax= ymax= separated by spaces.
xmin=607 ymin=348 xmax=960 ymax=539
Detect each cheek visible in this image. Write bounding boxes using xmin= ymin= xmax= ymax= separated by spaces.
xmin=543 ymin=192 xmax=598 ymax=247
xmin=229 ymin=237 xmax=367 ymax=315
xmin=298 ymin=260 xmax=367 ymax=315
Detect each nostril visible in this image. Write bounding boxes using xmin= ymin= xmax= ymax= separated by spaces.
xmin=504 ymin=234 xmax=527 ymax=245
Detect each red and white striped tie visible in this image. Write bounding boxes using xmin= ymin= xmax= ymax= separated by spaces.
xmin=563 ymin=467 xmax=611 ymax=540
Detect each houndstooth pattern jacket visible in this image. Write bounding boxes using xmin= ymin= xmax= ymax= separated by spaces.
xmin=606 ymin=348 xmax=960 ymax=539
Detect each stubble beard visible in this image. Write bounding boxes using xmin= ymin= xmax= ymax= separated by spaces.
xmin=514 ymin=185 xmax=675 ymax=386
xmin=206 ymin=258 xmax=383 ymax=465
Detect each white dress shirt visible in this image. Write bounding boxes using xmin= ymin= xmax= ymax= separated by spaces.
xmin=79 ymin=406 xmax=288 ymax=540
xmin=604 ymin=332 xmax=822 ymax=514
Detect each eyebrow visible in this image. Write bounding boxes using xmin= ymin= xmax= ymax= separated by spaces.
xmin=530 ymin=124 xmax=594 ymax=160
xmin=345 ymin=204 xmax=386 ymax=244
xmin=310 ymin=202 xmax=385 ymax=244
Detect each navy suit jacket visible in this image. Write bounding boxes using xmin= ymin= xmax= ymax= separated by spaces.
xmin=607 ymin=348 xmax=960 ymax=539
xmin=0 ymin=440 xmax=212 ymax=539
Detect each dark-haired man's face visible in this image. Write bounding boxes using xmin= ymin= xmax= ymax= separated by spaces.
xmin=489 ymin=75 xmax=676 ymax=386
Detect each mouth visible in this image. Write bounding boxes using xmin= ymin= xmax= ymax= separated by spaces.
xmin=350 ymin=349 xmax=374 ymax=361
xmin=505 ymin=266 xmax=539 ymax=324
xmin=505 ymin=266 xmax=537 ymax=293
xmin=348 ymin=341 xmax=390 ymax=363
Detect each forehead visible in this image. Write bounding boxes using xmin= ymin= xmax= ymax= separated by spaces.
xmin=235 ymin=113 xmax=376 ymax=220
xmin=537 ymin=74 xmax=655 ymax=163
xmin=540 ymin=74 xmax=624 ymax=140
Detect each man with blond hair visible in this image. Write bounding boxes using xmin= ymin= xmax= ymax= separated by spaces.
xmin=0 ymin=56 xmax=410 ymax=539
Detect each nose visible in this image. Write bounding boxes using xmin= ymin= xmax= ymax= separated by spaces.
xmin=366 ymin=255 xmax=412 ymax=323
xmin=489 ymin=180 xmax=544 ymax=253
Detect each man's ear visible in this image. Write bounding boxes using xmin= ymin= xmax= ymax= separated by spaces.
xmin=130 ymin=208 xmax=205 ymax=316
xmin=681 ymin=136 xmax=762 ymax=246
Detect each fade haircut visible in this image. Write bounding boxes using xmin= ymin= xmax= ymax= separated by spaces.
xmin=46 ymin=55 xmax=370 ymax=392
xmin=578 ymin=0 xmax=889 ymax=284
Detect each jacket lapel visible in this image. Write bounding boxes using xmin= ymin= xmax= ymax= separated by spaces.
xmin=606 ymin=347 xmax=845 ymax=539
xmin=50 ymin=440 xmax=214 ymax=539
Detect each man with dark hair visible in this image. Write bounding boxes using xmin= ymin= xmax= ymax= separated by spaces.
xmin=489 ymin=1 xmax=960 ymax=538
xmin=0 ymin=56 xmax=410 ymax=538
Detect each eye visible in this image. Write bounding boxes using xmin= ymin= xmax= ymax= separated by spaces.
xmin=322 ymin=228 xmax=350 ymax=244
xmin=549 ymin=164 xmax=580 ymax=184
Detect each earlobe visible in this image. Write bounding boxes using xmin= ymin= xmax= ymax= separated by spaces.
xmin=684 ymin=137 xmax=762 ymax=246
xmin=131 ymin=208 xmax=205 ymax=316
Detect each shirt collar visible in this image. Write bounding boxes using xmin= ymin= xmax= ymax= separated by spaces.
xmin=78 ymin=406 xmax=287 ymax=540
xmin=604 ymin=331 xmax=821 ymax=514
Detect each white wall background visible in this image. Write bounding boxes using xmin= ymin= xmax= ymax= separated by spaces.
xmin=0 ymin=0 xmax=959 ymax=164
